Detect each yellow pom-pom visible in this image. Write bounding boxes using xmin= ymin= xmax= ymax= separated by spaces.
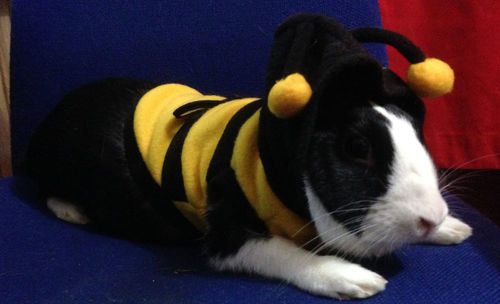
xmin=406 ymin=58 xmax=454 ymax=98
xmin=268 ymin=73 xmax=312 ymax=118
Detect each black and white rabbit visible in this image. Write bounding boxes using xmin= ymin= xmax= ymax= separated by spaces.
xmin=25 ymin=14 xmax=472 ymax=300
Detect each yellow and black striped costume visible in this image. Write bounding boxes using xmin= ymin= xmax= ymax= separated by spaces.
xmin=133 ymin=82 xmax=315 ymax=244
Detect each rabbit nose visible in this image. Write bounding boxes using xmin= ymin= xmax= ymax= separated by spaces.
xmin=418 ymin=217 xmax=437 ymax=237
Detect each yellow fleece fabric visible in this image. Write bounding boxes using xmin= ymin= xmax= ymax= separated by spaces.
xmin=134 ymin=84 xmax=315 ymax=245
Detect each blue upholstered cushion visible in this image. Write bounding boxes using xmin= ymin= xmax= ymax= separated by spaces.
xmin=1 ymin=177 xmax=499 ymax=303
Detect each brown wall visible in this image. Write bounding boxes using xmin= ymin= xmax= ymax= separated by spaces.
xmin=0 ymin=0 xmax=11 ymax=177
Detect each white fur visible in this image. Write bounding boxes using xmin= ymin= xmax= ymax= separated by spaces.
xmin=47 ymin=197 xmax=90 ymax=225
xmin=372 ymin=106 xmax=448 ymax=243
xmin=304 ymin=180 xmax=395 ymax=257
xmin=210 ymin=236 xmax=387 ymax=299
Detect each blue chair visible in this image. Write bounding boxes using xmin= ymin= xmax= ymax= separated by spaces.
xmin=3 ymin=1 xmax=499 ymax=303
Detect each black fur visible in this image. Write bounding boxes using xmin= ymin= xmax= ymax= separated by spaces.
xmin=25 ymin=78 xmax=199 ymax=243
xmin=306 ymin=107 xmax=394 ymax=232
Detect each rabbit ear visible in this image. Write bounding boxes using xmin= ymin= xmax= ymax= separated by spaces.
xmin=265 ymin=14 xmax=365 ymax=92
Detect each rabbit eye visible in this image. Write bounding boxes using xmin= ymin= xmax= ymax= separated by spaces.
xmin=343 ymin=136 xmax=373 ymax=165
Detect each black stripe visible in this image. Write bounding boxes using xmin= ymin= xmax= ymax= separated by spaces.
xmin=173 ymin=96 xmax=244 ymax=119
xmin=161 ymin=112 xmax=204 ymax=201
xmin=207 ymin=99 xmax=263 ymax=181
xmin=174 ymin=99 xmax=227 ymax=118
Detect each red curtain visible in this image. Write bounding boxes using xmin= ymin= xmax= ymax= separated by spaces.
xmin=379 ymin=0 xmax=500 ymax=169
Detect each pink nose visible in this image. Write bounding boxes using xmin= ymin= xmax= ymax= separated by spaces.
xmin=418 ymin=217 xmax=437 ymax=237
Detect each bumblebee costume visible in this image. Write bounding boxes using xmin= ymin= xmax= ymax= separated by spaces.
xmin=133 ymin=80 xmax=316 ymax=244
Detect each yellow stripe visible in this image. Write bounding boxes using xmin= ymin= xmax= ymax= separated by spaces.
xmin=181 ymin=98 xmax=258 ymax=211
xmin=231 ymin=110 xmax=316 ymax=245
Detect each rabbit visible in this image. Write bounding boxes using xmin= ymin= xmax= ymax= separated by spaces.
xmin=24 ymin=14 xmax=472 ymax=300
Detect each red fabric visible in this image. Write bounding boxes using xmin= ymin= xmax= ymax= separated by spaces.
xmin=379 ymin=0 xmax=500 ymax=169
